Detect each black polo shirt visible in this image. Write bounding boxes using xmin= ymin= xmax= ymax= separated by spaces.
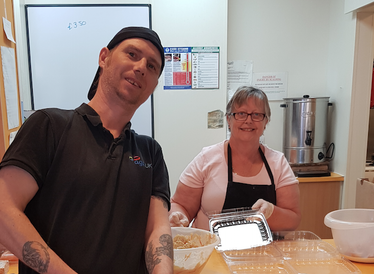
xmin=0 ymin=103 xmax=170 ymax=274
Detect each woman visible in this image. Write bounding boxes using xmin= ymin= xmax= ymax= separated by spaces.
xmin=169 ymin=86 xmax=301 ymax=231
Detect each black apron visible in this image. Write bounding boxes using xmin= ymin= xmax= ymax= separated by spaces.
xmin=222 ymin=143 xmax=277 ymax=210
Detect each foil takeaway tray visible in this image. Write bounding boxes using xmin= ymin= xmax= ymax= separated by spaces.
xmin=208 ymin=208 xmax=272 ymax=252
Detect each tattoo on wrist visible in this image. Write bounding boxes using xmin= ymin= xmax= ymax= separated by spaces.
xmin=22 ymin=241 xmax=50 ymax=273
xmin=145 ymin=234 xmax=173 ymax=273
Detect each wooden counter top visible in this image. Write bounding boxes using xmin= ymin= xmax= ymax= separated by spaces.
xmin=7 ymin=239 xmax=373 ymax=273
xmin=297 ymin=172 xmax=344 ymax=183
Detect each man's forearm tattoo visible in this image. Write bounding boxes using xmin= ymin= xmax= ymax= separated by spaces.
xmin=145 ymin=241 xmax=160 ymax=274
xmin=22 ymin=241 xmax=50 ymax=273
xmin=145 ymin=234 xmax=173 ymax=273
xmin=156 ymin=234 xmax=173 ymax=260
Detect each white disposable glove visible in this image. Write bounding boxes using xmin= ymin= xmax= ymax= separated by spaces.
xmin=251 ymin=199 xmax=274 ymax=219
xmin=169 ymin=211 xmax=190 ymax=227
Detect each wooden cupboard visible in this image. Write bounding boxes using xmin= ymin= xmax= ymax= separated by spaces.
xmin=297 ymin=173 xmax=343 ymax=239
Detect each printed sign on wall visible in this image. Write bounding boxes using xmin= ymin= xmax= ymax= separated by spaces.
xmin=164 ymin=46 xmax=219 ymax=90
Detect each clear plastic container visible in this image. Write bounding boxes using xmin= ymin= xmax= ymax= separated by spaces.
xmin=273 ymin=240 xmax=340 ymax=261
xmin=205 ymin=208 xmax=364 ymax=273
xmin=222 ymin=244 xmax=283 ymax=262
xmin=288 ymin=258 xmax=361 ymax=274
xmin=324 ymin=208 xmax=374 ymax=262
xmin=208 ymin=209 xmax=273 ymax=251
xmin=223 ymin=241 xmax=361 ymax=274
xmin=272 ymin=230 xmax=321 ymax=241
xmin=227 ymin=258 xmax=298 ymax=274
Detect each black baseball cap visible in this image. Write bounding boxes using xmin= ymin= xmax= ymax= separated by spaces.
xmin=87 ymin=26 xmax=165 ymax=100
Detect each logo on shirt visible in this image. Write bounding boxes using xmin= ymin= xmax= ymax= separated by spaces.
xmin=129 ymin=155 xmax=152 ymax=169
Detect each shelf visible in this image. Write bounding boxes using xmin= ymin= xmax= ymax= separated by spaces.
xmin=297 ymin=172 xmax=344 ymax=183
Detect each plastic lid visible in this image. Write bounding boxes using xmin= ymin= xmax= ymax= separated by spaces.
xmin=208 ymin=208 xmax=273 ymax=251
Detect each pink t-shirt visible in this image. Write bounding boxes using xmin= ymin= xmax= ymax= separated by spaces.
xmin=179 ymin=140 xmax=298 ymax=230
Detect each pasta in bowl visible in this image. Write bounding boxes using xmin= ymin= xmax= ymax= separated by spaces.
xmin=172 ymin=227 xmax=220 ymax=274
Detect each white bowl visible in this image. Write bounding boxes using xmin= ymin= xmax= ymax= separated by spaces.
xmin=172 ymin=227 xmax=220 ymax=274
xmin=324 ymin=208 xmax=374 ymax=262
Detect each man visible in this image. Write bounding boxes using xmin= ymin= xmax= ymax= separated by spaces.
xmin=0 ymin=27 xmax=172 ymax=274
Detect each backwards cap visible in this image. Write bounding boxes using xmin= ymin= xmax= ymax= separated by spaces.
xmin=87 ymin=26 xmax=165 ymax=100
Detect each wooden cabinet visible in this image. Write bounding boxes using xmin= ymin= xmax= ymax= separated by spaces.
xmin=296 ymin=173 xmax=343 ymax=239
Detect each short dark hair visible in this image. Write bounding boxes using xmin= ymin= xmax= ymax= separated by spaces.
xmin=88 ymin=26 xmax=164 ymax=100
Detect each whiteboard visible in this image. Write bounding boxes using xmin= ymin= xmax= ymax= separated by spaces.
xmin=25 ymin=4 xmax=154 ymax=137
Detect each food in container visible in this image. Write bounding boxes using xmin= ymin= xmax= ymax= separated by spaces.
xmin=0 ymin=260 xmax=9 ymax=274
xmin=173 ymin=231 xmax=216 ymax=249
xmin=0 ymin=251 xmax=17 ymax=262
xmin=172 ymin=227 xmax=220 ymax=274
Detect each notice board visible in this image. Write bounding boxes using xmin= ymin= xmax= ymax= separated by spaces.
xmin=25 ymin=4 xmax=154 ymax=136
xmin=0 ymin=0 xmax=22 ymax=158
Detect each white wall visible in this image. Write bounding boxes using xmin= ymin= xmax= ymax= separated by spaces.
xmin=228 ymin=0 xmax=333 ymax=152
xmin=228 ymin=0 xmax=362 ymax=207
xmin=345 ymin=0 xmax=374 ymax=13
xmin=228 ymin=0 xmax=355 ymax=163
xmin=13 ymin=0 xmax=373 ymax=206
xmin=151 ymin=0 xmax=228 ymax=193
xmin=14 ymin=0 xmax=228 ymax=194
xmin=324 ymin=0 xmax=356 ymax=177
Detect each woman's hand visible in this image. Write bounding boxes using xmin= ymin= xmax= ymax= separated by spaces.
xmin=252 ymin=199 xmax=274 ymax=219
xmin=169 ymin=182 xmax=203 ymax=228
xmin=169 ymin=212 xmax=189 ymax=227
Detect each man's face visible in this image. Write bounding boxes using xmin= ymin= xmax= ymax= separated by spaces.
xmin=98 ymin=38 xmax=162 ymax=108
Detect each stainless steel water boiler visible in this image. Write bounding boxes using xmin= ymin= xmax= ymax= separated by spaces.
xmin=281 ymin=95 xmax=332 ymax=164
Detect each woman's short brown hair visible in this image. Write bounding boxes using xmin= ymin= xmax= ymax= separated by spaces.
xmin=226 ymin=86 xmax=271 ymax=121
